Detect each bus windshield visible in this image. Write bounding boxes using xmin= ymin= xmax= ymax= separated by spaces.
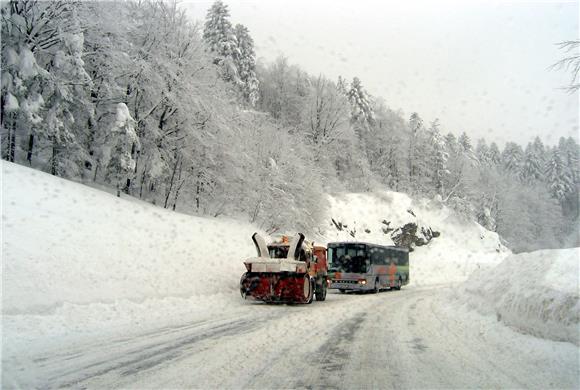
xmin=328 ymin=244 xmax=367 ymax=273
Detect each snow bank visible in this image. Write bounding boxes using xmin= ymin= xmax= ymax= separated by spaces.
xmin=453 ymin=248 xmax=580 ymax=345
xmin=323 ymin=192 xmax=508 ymax=285
xmin=2 ymin=161 xmax=258 ymax=315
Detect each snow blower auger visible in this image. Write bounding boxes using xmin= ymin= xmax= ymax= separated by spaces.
xmin=240 ymin=233 xmax=328 ymax=304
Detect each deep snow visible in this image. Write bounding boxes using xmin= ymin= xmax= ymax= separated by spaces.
xmin=2 ymin=160 xmax=579 ymax=388
xmin=453 ymin=248 xmax=580 ymax=345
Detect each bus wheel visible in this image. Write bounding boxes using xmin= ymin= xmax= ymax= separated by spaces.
xmin=395 ymin=278 xmax=402 ymax=290
xmin=339 ymin=289 xmax=346 ymax=294
xmin=374 ymin=279 xmax=380 ymax=294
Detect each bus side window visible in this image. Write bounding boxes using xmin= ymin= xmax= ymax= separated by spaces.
xmin=375 ymin=248 xmax=384 ymax=265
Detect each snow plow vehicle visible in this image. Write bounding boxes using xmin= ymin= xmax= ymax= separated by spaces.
xmin=240 ymin=233 xmax=328 ymax=303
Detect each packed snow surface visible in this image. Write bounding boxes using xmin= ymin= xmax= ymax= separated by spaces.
xmin=453 ymin=248 xmax=580 ymax=345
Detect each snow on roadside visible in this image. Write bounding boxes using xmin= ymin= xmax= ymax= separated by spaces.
xmin=450 ymin=248 xmax=580 ymax=345
xmin=2 ymin=162 xmax=258 ymax=315
xmin=323 ymin=192 xmax=509 ymax=285
xmin=2 ymin=161 xmax=262 ymax=357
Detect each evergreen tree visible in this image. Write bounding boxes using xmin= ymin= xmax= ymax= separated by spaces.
xmin=475 ymin=138 xmax=490 ymax=165
xmin=458 ymin=132 xmax=474 ymax=157
xmin=347 ymin=77 xmax=374 ymax=126
xmin=502 ymin=142 xmax=524 ymax=174
xmin=545 ymin=148 xmax=573 ymax=205
xmin=203 ymin=1 xmax=239 ymax=81
xmin=520 ymin=142 xmax=543 ymax=183
xmin=408 ymin=112 xmax=423 ymax=191
xmin=336 ymin=75 xmax=348 ymax=95
xmin=444 ymin=132 xmax=458 ymax=158
xmin=428 ymin=119 xmax=448 ymax=195
xmin=233 ymin=23 xmax=259 ymax=106
xmin=488 ymin=142 xmax=501 ymax=165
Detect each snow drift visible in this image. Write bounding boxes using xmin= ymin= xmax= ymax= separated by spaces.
xmin=454 ymin=248 xmax=580 ymax=345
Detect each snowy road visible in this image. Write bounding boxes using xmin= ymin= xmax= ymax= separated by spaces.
xmin=17 ymin=285 xmax=578 ymax=389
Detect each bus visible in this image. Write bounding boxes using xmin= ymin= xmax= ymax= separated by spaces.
xmin=327 ymin=242 xmax=409 ymax=293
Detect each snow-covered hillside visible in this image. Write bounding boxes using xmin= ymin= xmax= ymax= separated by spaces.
xmin=323 ymin=192 xmax=508 ymax=284
xmin=3 ymin=162 xmax=260 ymax=315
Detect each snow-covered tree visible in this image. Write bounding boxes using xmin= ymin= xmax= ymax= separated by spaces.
xmin=520 ymin=142 xmax=543 ymax=183
xmin=305 ymin=76 xmax=349 ymax=148
xmin=233 ymin=23 xmax=259 ymax=106
xmin=458 ymin=132 xmax=476 ymax=161
xmin=502 ymin=142 xmax=524 ymax=174
xmin=407 ymin=112 xmax=423 ymax=190
xmin=488 ymin=142 xmax=501 ymax=165
xmin=346 ymin=77 xmax=374 ymax=126
xmin=203 ymin=0 xmax=239 ymax=81
xmin=545 ymin=148 xmax=573 ymax=205
xmin=475 ymin=139 xmax=490 ymax=165
xmin=428 ymin=119 xmax=448 ymax=195
xmin=105 ymin=103 xmax=139 ymax=196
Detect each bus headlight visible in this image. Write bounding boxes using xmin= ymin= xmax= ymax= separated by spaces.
xmin=358 ymin=279 xmax=367 ymax=285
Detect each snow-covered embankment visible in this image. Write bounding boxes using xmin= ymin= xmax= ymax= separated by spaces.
xmin=453 ymin=248 xmax=580 ymax=345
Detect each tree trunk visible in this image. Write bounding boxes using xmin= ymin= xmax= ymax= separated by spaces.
xmin=164 ymin=156 xmax=179 ymax=209
xmin=7 ymin=114 xmax=16 ymax=162
xmin=51 ymin=143 xmax=57 ymax=176
xmin=26 ymin=134 xmax=34 ymax=164
xmin=172 ymin=160 xmax=184 ymax=211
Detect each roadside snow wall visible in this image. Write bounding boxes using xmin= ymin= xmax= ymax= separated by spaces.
xmin=455 ymin=248 xmax=580 ymax=345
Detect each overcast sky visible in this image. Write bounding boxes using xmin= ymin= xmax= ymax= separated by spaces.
xmin=184 ymin=0 xmax=579 ymax=147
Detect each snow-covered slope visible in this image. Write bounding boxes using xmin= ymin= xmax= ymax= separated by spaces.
xmin=2 ymin=161 xmax=259 ymax=315
xmin=452 ymin=248 xmax=580 ymax=345
xmin=323 ymin=192 xmax=508 ymax=285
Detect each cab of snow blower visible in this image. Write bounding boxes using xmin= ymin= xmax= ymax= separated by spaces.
xmin=240 ymin=233 xmax=328 ymax=303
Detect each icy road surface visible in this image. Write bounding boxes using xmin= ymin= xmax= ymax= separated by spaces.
xmin=18 ymin=286 xmax=578 ymax=389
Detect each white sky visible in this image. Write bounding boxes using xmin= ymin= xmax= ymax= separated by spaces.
xmin=184 ymin=0 xmax=579 ymax=147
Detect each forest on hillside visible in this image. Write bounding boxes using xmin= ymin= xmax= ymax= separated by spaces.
xmin=1 ymin=0 xmax=578 ymax=252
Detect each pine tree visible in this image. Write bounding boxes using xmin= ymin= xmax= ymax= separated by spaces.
xmin=458 ymin=132 xmax=473 ymax=156
xmin=203 ymin=1 xmax=239 ymax=81
xmin=408 ymin=113 xmax=423 ymax=190
xmin=233 ymin=23 xmax=259 ymax=106
xmin=428 ymin=119 xmax=448 ymax=195
xmin=488 ymin=142 xmax=501 ymax=165
xmin=346 ymin=77 xmax=374 ymax=125
xmin=502 ymin=142 xmax=524 ymax=174
xmin=336 ymin=76 xmax=348 ymax=95
xmin=520 ymin=142 xmax=543 ymax=183
xmin=475 ymin=139 xmax=490 ymax=165
xmin=545 ymin=148 xmax=573 ymax=205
